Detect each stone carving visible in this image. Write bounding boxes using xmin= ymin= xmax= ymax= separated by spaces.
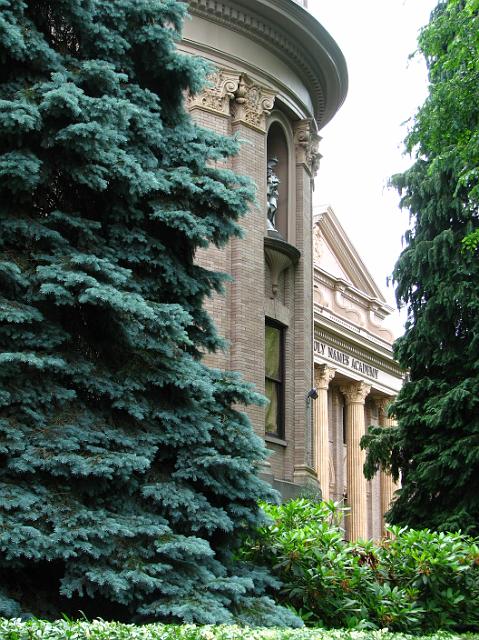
xmin=375 ymin=397 xmax=392 ymax=419
xmin=340 ymin=381 xmax=371 ymax=404
xmin=267 ymin=158 xmax=280 ymax=230
xmin=368 ymin=303 xmax=395 ymax=341
xmin=313 ymin=224 xmax=325 ymax=264
xmin=187 ymin=69 xmax=240 ymax=117
xmin=232 ymin=75 xmax=276 ymax=132
xmin=188 ymin=0 xmax=329 ymax=126
xmin=315 ymin=364 xmax=336 ymax=390
xmin=333 ymin=283 xmax=364 ymax=326
xmin=294 ymin=119 xmax=321 ymax=175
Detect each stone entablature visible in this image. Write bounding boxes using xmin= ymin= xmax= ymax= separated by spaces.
xmin=314 ymin=300 xmax=394 ymax=352
xmin=184 ymin=0 xmax=347 ymax=128
xmin=314 ymin=328 xmax=403 ymax=398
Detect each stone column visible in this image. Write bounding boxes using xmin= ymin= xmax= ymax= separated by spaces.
xmin=340 ymin=381 xmax=371 ymax=540
xmin=314 ymin=364 xmax=335 ymax=500
xmin=377 ymin=398 xmax=400 ymax=537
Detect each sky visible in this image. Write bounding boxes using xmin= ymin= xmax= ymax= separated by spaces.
xmin=308 ymin=0 xmax=438 ymax=336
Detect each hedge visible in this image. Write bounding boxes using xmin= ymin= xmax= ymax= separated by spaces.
xmin=0 ymin=620 xmax=478 ymax=640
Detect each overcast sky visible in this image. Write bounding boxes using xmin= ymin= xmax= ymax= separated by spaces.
xmin=308 ymin=0 xmax=438 ymax=335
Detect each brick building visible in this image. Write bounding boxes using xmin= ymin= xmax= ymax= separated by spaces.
xmin=181 ymin=0 xmax=402 ymax=537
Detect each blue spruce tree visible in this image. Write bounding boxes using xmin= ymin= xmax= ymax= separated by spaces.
xmin=0 ymin=0 xmax=298 ymax=625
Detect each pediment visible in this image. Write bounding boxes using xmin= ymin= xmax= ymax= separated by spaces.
xmin=313 ymin=205 xmax=386 ymax=303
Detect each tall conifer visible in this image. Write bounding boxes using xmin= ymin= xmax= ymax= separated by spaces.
xmin=362 ymin=0 xmax=479 ymax=535
xmin=0 ymin=0 xmax=297 ymax=624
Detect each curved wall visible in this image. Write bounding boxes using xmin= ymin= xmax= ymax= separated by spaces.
xmin=182 ymin=0 xmax=348 ymax=496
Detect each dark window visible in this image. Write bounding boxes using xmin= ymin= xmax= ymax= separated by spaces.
xmin=265 ymin=321 xmax=284 ymax=437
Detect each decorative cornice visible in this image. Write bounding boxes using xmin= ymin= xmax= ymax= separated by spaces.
xmin=232 ymin=75 xmax=276 ymax=132
xmin=315 ymin=364 xmax=336 ymax=390
xmin=313 ymin=206 xmax=391 ymax=307
xmin=340 ymin=381 xmax=371 ymax=405
xmin=187 ymin=68 xmax=240 ymax=117
xmin=186 ymin=0 xmax=348 ymax=128
xmin=314 ymin=302 xmax=395 ymax=354
xmin=314 ymin=267 xmax=392 ymax=318
xmin=294 ymin=119 xmax=321 ymax=176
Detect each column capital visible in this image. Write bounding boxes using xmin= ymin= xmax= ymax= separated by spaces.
xmin=294 ymin=118 xmax=322 ymax=176
xmin=187 ymin=68 xmax=241 ymax=117
xmin=231 ymin=75 xmax=276 ymax=133
xmin=315 ymin=364 xmax=336 ymax=390
xmin=375 ymin=396 xmax=395 ymax=419
xmin=340 ymin=381 xmax=371 ymax=405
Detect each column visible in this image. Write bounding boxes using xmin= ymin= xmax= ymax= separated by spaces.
xmin=229 ymin=75 xmax=276 ymax=435
xmin=377 ymin=398 xmax=400 ymax=537
xmin=340 ymin=381 xmax=371 ymax=540
xmin=314 ymin=364 xmax=335 ymax=500
xmin=187 ymin=69 xmax=241 ymax=371
xmin=292 ymin=119 xmax=321 ymax=486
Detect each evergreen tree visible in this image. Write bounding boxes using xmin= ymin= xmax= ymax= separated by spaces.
xmin=362 ymin=0 xmax=479 ymax=535
xmin=0 ymin=0 xmax=298 ymax=624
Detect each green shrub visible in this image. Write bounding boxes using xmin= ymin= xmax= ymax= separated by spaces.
xmin=0 ymin=619 xmax=477 ymax=640
xmin=240 ymin=499 xmax=479 ymax=634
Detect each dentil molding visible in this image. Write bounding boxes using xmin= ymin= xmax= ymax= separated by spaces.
xmin=185 ymin=0 xmax=347 ymax=127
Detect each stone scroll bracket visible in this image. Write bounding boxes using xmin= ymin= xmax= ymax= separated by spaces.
xmin=231 ymin=74 xmax=277 ymax=133
xmin=187 ymin=69 xmax=241 ymax=118
xmin=294 ymin=118 xmax=322 ymax=177
xmin=187 ymin=69 xmax=277 ymax=134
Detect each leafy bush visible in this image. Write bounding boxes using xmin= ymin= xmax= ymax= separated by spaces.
xmin=0 ymin=619 xmax=477 ymax=640
xmin=240 ymin=499 xmax=479 ymax=634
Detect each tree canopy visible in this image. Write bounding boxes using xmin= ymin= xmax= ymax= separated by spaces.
xmin=362 ymin=0 xmax=479 ymax=535
xmin=0 ymin=0 xmax=298 ymax=625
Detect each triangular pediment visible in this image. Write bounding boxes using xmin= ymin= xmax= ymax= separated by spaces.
xmin=313 ymin=205 xmax=387 ymax=303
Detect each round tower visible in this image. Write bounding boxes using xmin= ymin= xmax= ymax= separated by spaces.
xmin=181 ymin=0 xmax=348 ymax=497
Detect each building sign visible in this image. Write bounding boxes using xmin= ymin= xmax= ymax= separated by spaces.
xmin=314 ymin=340 xmax=379 ymax=380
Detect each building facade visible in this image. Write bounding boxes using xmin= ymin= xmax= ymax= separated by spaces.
xmin=181 ymin=0 xmax=402 ymax=536
xmin=181 ymin=0 xmax=348 ymax=497
xmin=313 ymin=206 xmax=403 ymax=538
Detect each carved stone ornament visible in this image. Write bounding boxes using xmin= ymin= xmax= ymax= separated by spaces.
xmin=315 ymin=364 xmax=336 ymax=390
xmin=375 ymin=397 xmax=392 ymax=418
xmin=231 ymin=75 xmax=276 ymax=133
xmin=313 ymin=223 xmax=325 ymax=264
xmin=340 ymin=381 xmax=371 ymax=405
xmin=187 ymin=69 xmax=241 ymax=117
xmin=294 ymin=119 xmax=322 ymax=176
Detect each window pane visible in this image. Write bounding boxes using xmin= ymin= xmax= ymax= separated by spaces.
xmin=265 ymin=325 xmax=281 ymax=380
xmin=265 ymin=378 xmax=279 ymax=435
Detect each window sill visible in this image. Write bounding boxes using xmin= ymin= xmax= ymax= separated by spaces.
xmin=265 ymin=434 xmax=288 ymax=447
